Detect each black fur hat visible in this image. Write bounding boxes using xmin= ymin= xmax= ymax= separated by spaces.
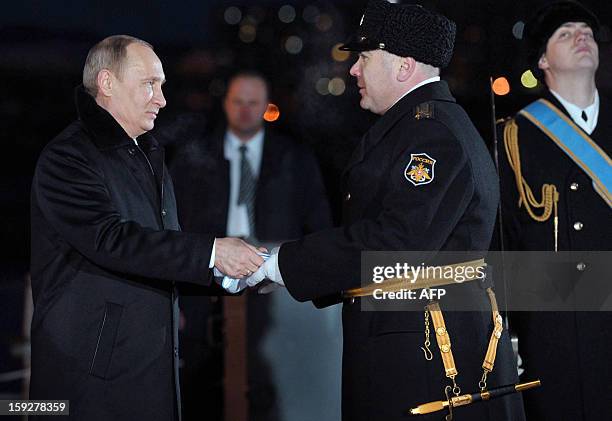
xmin=340 ymin=0 xmax=456 ymax=69
xmin=524 ymin=1 xmax=600 ymax=79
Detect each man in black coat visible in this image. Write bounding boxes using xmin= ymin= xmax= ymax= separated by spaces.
xmin=499 ymin=2 xmax=612 ymax=420
xmin=247 ymin=1 xmax=526 ymax=420
xmin=170 ymin=72 xmax=339 ymax=421
xmin=29 ymin=35 xmax=264 ymax=421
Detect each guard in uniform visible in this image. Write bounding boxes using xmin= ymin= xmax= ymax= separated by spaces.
xmin=248 ymin=1 xmax=526 ymax=420
xmin=499 ymin=2 xmax=612 ymax=420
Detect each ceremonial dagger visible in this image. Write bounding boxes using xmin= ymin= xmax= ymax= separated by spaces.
xmin=409 ymin=380 xmax=541 ymax=416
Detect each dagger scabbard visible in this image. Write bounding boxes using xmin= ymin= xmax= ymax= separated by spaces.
xmin=409 ymin=380 xmax=541 ymax=416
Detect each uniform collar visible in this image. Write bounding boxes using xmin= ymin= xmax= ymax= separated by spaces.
xmin=74 ymin=85 xmax=160 ymax=152
xmin=368 ymin=80 xmax=455 ymax=144
xmin=388 ymin=76 xmax=441 ymax=110
xmin=549 ymin=88 xmax=599 ymax=135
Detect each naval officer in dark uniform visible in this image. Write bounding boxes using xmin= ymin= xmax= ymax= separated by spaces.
xmin=499 ymin=2 xmax=612 ymax=420
xmin=247 ymin=1 xmax=526 ymax=420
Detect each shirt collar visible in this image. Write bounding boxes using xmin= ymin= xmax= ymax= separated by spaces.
xmin=549 ymin=89 xmax=599 ymax=134
xmin=225 ymin=129 xmax=264 ymax=152
xmin=223 ymin=128 xmax=265 ymax=175
xmin=389 ymin=76 xmax=441 ymax=110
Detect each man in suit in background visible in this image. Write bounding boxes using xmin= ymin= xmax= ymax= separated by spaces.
xmin=170 ymin=71 xmax=341 ymax=421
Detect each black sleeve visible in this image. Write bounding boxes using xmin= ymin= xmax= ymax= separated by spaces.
xmin=279 ymin=120 xmax=474 ymax=302
xmin=33 ymin=140 xmax=214 ymax=285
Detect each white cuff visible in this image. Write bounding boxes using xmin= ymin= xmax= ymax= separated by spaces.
xmin=209 ymin=238 xmax=216 ymax=268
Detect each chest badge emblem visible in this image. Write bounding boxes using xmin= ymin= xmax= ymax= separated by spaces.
xmin=405 ymin=153 xmax=436 ymax=186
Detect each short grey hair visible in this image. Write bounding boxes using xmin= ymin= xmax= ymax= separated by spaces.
xmin=82 ymin=35 xmax=153 ymax=96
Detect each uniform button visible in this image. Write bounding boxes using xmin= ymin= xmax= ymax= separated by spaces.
xmin=570 ymin=182 xmax=579 ymax=191
xmin=161 ymin=209 xmax=167 ymax=217
xmin=573 ymin=221 xmax=583 ymax=231
xmin=349 ymin=297 xmax=355 ymax=305
xmin=345 ymin=192 xmax=351 ymax=201
xmin=576 ymin=262 xmax=587 ymax=271
xmin=128 ymin=148 xmax=136 ymax=156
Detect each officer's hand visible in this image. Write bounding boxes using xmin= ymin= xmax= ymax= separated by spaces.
xmin=214 ymin=238 xmax=265 ymax=279
xmin=246 ymin=247 xmax=284 ymax=293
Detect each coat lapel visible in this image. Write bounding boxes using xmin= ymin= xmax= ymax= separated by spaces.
xmin=258 ymin=130 xmax=281 ymax=189
xmin=116 ymin=146 xmax=160 ymax=215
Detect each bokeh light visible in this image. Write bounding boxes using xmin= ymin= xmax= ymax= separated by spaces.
xmin=278 ymin=5 xmax=296 ymax=23
xmin=316 ymin=78 xmax=330 ymax=95
xmin=331 ymin=43 xmax=350 ymax=62
xmin=520 ymin=70 xmax=538 ymax=88
xmin=224 ymin=7 xmax=242 ymax=25
xmin=263 ymin=103 xmax=280 ymax=122
xmin=316 ymin=14 xmax=333 ymax=32
xmin=492 ymin=77 xmax=510 ymax=96
xmin=239 ymin=24 xmax=256 ymax=43
xmin=284 ymin=36 xmax=303 ymax=54
xmin=512 ymin=21 xmax=525 ymax=40
xmin=328 ymin=78 xmax=346 ymax=96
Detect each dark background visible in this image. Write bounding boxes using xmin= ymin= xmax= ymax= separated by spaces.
xmin=1 ymin=0 xmax=610 ymax=396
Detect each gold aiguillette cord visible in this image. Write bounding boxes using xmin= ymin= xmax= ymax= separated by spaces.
xmin=412 ymin=289 xmax=540 ymax=419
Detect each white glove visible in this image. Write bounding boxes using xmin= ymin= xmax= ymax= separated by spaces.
xmin=246 ymin=247 xmax=284 ymax=293
xmin=213 ymin=267 xmax=247 ymax=293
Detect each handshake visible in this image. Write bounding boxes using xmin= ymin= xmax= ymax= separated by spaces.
xmin=213 ymin=237 xmax=284 ymax=294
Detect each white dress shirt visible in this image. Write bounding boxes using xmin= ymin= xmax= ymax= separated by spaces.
xmin=224 ymin=129 xmax=265 ymax=238
xmin=550 ymin=89 xmax=599 ymax=135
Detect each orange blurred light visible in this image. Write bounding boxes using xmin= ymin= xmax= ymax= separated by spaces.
xmin=263 ymin=103 xmax=280 ymax=122
xmin=492 ymin=77 xmax=510 ymax=96
xmin=331 ymin=43 xmax=350 ymax=62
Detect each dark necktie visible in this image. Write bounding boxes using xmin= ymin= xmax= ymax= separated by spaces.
xmin=237 ymin=144 xmax=256 ymax=237
xmin=581 ymin=110 xmax=588 ymax=122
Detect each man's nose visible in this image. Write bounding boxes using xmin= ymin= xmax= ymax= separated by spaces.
xmin=155 ymin=87 xmax=167 ymax=109
xmin=575 ymin=30 xmax=589 ymax=43
xmin=349 ymin=59 xmax=360 ymax=77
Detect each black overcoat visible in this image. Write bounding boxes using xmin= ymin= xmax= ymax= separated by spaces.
xmin=278 ymin=81 xmax=526 ymax=421
xmin=499 ymin=91 xmax=612 ymax=421
xmin=29 ymin=87 xmax=215 ymax=420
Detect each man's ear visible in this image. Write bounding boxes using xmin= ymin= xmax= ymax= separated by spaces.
xmin=97 ymin=69 xmax=113 ymax=97
xmin=538 ymin=54 xmax=549 ymax=71
xmin=397 ymin=57 xmax=416 ymax=82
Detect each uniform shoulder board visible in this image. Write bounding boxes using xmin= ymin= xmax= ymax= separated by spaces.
xmin=414 ymin=102 xmax=435 ymax=120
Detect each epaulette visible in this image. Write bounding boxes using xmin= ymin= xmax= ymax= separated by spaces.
xmin=414 ymin=102 xmax=434 ymax=120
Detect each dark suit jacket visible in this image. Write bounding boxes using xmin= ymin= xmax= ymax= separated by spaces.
xmin=29 ymin=86 xmax=215 ymax=421
xmin=278 ymin=81 xmax=525 ymax=421
xmin=499 ymin=90 xmax=612 ymax=421
xmin=170 ymin=126 xmax=332 ymax=241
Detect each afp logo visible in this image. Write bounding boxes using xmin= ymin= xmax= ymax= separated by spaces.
xmin=404 ymin=153 xmax=436 ymax=187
